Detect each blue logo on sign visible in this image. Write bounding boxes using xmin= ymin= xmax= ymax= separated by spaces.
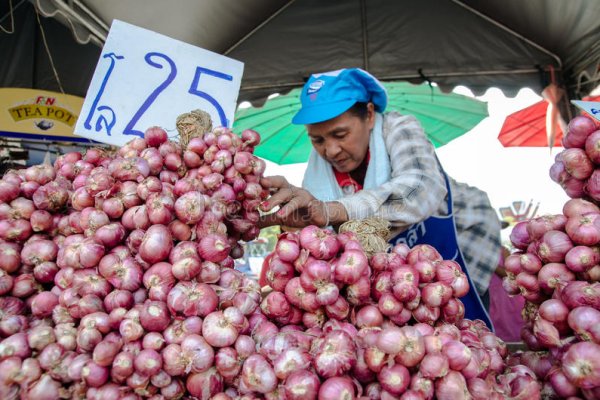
xmin=307 ymin=80 xmax=325 ymax=94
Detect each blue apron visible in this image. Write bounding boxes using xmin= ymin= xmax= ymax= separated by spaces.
xmin=389 ymin=171 xmax=494 ymax=331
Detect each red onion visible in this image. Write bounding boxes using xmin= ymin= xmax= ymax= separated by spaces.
xmin=198 ymin=233 xmax=231 ymax=263
xmin=561 ymin=148 xmax=594 ymax=179
xmin=133 ymin=348 xmax=163 ymax=377
xmin=139 ymin=224 xmax=173 ymax=264
xmin=273 ymin=348 xmax=311 ymax=380
xmin=537 ymin=262 xmax=575 ymax=294
xmin=214 ymin=347 xmax=239 ymax=381
xmin=275 ymin=236 xmax=300 ymax=263
xmin=145 ymin=126 xmax=168 ymax=147
xmin=30 ymin=291 xmax=58 ymax=318
xmin=434 ymin=370 xmax=470 ymax=400
xmin=81 ymin=360 xmax=109 ymax=387
xmin=567 ymin=115 xmax=597 ymax=145
xmin=139 ymin=301 xmax=170 ymax=332
xmin=586 ymin=169 xmax=600 ymax=201
xmin=568 ymin=306 xmax=600 ymax=342
xmin=441 ymin=340 xmax=471 ymax=371
xmin=202 ymin=309 xmax=240 ymax=348
xmin=561 ymin=281 xmax=600 ymax=309
xmin=561 ymin=341 xmax=600 ymax=389
xmin=142 ymin=261 xmax=174 ymax=302
xmin=565 ymin=245 xmax=598 ymax=273
xmin=26 ymin=374 xmax=61 ymax=400
xmin=537 ymin=230 xmax=573 ymax=263
xmin=533 ymin=316 xmax=561 ymax=348
xmin=313 ymin=330 xmax=357 ymax=378
xmin=0 ymin=242 xmax=21 ymax=273
xmin=318 ymin=376 xmax=357 ymax=400
xmin=264 ymin=255 xmax=295 ymax=292
xmin=378 ymin=363 xmax=410 ymax=395
xmin=299 ymin=226 xmax=340 ymax=260
xmin=547 ymin=366 xmax=579 ymax=398
xmin=334 ymin=249 xmax=368 ymax=285
xmin=566 ymin=213 xmax=600 ymax=246
xmin=180 ymin=333 xmax=214 ymax=374
xmin=260 ymin=291 xmax=291 ymax=319
xmin=238 ymin=354 xmax=277 ymax=394
xmin=0 ymin=181 xmax=20 ymax=203
xmin=167 ymin=281 xmax=218 ymax=317
xmin=283 ymin=369 xmax=320 ymax=400
xmin=563 ymin=198 xmax=600 ymax=218
xmin=171 ymin=257 xmax=202 ymax=281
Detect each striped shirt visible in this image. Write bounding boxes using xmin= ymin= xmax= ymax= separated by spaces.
xmin=335 ymin=112 xmax=501 ymax=295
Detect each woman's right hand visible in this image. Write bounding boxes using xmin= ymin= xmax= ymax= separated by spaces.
xmin=258 ymin=176 xmax=329 ymax=228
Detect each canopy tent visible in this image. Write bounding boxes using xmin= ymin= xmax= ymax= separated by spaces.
xmin=2 ymin=0 xmax=600 ymax=115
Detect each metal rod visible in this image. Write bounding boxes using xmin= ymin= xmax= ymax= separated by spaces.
xmin=72 ymin=0 xmax=109 ymax=32
xmin=240 ymin=67 xmax=545 ymax=91
xmin=52 ymin=0 xmax=107 ymax=42
xmin=450 ymin=0 xmax=563 ymax=69
xmin=360 ymin=0 xmax=369 ymax=71
xmin=0 ymin=0 xmax=26 ymax=25
xmin=224 ymin=0 xmax=296 ymax=55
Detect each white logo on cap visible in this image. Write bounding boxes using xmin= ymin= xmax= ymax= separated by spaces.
xmin=307 ymin=80 xmax=325 ymax=94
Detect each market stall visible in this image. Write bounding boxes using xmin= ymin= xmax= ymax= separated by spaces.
xmin=1 ymin=2 xmax=600 ymax=399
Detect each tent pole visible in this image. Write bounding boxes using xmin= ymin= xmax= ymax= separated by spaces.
xmin=224 ymin=0 xmax=296 ymax=55
xmin=450 ymin=0 xmax=563 ymax=70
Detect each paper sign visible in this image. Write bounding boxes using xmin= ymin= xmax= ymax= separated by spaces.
xmin=571 ymin=100 xmax=600 ymax=122
xmin=75 ymin=20 xmax=244 ymax=146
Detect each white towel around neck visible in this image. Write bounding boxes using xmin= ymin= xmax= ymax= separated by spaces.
xmin=302 ymin=112 xmax=391 ymax=201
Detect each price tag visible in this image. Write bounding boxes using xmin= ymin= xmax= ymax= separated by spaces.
xmin=571 ymin=100 xmax=600 ymax=122
xmin=75 ymin=20 xmax=244 ymax=146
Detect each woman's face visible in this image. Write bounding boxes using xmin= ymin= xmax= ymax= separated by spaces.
xmin=307 ymin=103 xmax=376 ymax=173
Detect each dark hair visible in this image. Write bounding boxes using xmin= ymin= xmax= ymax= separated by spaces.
xmin=347 ymin=102 xmax=370 ymax=120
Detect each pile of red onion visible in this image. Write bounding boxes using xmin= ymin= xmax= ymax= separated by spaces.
xmin=251 ymin=228 xmax=539 ymax=399
xmin=0 ymin=125 xmax=270 ymax=399
xmin=0 ymin=122 xmax=540 ymax=399
xmin=502 ymin=114 xmax=600 ymax=398
xmin=550 ymin=115 xmax=600 ymax=199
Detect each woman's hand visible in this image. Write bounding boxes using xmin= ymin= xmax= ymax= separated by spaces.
xmin=258 ymin=176 xmax=331 ymax=228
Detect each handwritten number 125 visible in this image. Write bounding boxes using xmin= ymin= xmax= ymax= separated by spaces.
xmin=123 ymin=53 xmax=234 ymax=138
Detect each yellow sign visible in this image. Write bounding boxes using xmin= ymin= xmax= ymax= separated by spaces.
xmin=0 ymin=88 xmax=92 ymax=143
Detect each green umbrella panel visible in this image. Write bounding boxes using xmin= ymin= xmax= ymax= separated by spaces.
xmin=233 ymin=82 xmax=488 ymax=165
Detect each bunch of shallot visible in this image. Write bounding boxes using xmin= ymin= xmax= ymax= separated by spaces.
xmin=251 ymin=226 xmax=538 ymax=399
xmin=0 ymin=124 xmax=268 ymax=399
xmin=550 ymin=115 xmax=600 ymax=199
xmin=501 ymin=111 xmax=600 ymax=398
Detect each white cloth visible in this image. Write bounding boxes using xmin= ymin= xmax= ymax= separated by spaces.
xmin=302 ymin=112 xmax=390 ymax=200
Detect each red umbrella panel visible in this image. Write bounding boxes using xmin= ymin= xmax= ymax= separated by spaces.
xmin=498 ymin=95 xmax=600 ymax=147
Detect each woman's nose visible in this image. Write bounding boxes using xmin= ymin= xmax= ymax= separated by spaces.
xmin=325 ymin=140 xmax=342 ymax=158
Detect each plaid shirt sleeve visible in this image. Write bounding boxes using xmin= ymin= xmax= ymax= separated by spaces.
xmin=337 ymin=112 xmax=448 ymax=232
xmin=337 ymin=112 xmax=501 ymax=295
xmin=451 ymin=178 xmax=502 ymax=296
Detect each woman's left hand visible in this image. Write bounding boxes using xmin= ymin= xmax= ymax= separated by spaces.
xmin=258 ymin=176 xmax=329 ymax=228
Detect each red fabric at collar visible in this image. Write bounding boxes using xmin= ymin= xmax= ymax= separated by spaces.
xmin=333 ymin=150 xmax=370 ymax=192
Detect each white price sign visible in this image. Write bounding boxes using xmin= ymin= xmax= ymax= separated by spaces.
xmin=75 ymin=20 xmax=244 ymax=146
xmin=571 ymin=100 xmax=600 ymax=122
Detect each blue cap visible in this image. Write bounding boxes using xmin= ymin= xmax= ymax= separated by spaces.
xmin=292 ymin=68 xmax=388 ymax=125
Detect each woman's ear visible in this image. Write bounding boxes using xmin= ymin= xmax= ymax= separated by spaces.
xmin=367 ymin=102 xmax=376 ymax=129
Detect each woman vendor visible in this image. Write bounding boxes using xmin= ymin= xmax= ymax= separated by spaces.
xmin=258 ymin=68 xmax=502 ymax=328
